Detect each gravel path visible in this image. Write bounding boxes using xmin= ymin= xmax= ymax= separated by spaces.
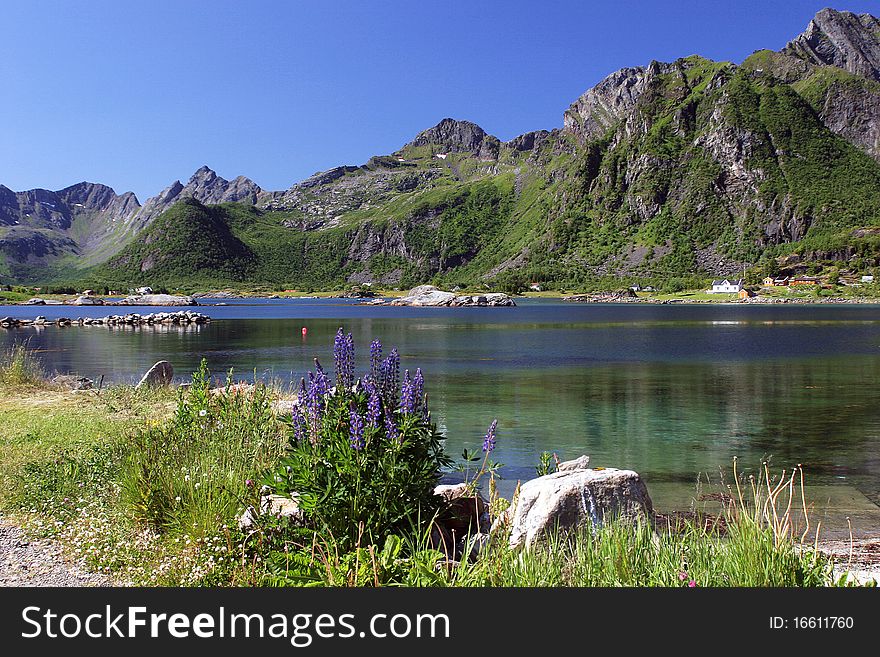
xmin=0 ymin=516 xmax=115 ymax=587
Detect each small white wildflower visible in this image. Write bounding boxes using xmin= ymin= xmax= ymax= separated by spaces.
xmin=199 ymin=409 xmax=207 ymax=417
xmin=175 ymin=496 xmax=181 ymax=502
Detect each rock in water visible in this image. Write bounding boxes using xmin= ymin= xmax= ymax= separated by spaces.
xmin=136 ymin=360 xmax=174 ymax=388
xmin=392 ymin=285 xmax=457 ymax=306
xmin=504 ymin=465 xmax=654 ymax=549
xmin=72 ymin=295 xmax=104 ymax=305
xmin=389 ymin=285 xmax=516 ymax=307
xmin=121 ymin=294 xmax=198 ymax=306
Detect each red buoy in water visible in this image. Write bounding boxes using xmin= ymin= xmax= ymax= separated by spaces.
xmin=301 ymin=327 xmax=308 ymax=336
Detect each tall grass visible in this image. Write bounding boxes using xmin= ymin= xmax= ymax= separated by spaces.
xmin=118 ymin=361 xmax=286 ymax=539
xmin=0 ymin=343 xmax=46 ymax=387
xmin=441 ymin=458 xmax=833 ymax=587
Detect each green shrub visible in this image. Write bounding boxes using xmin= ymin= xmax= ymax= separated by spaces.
xmin=264 ymin=330 xmax=451 ymax=551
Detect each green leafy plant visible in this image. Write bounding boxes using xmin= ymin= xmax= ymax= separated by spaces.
xmin=535 ymin=451 xmax=559 ymax=477
xmin=264 ymin=330 xmax=452 ymax=551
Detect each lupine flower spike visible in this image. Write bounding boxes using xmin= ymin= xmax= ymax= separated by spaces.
xmin=482 ymin=419 xmax=498 ymax=453
xmin=349 ymin=406 xmax=365 ymax=450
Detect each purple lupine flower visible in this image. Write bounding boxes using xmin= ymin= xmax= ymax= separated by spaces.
xmin=412 ymin=368 xmax=425 ymax=419
xmin=334 ymin=328 xmax=345 ymax=380
xmin=306 ymin=367 xmax=329 ymax=420
xmin=379 ymin=348 xmax=400 ymax=408
xmin=365 ymin=378 xmax=381 ymax=428
xmin=400 ymin=369 xmax=416 ymax=415
xmin=482 ymin=419 xmax=498 ymax=453
xmin=349 ymin=407 xmax=365 ymax=450
xmin=384 ymin=410 xmax=399 ymax=442
xmin=369 ymin=339 xmax=382 ymax=382
xmin=334 ymin=328 xmax=355 ymax=390
xmin=291 ymin=404 xmax=306 ymax=443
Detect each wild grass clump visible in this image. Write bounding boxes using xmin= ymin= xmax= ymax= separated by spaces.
xmin=118 ymin=360 xmax=285 ymax=539
xmin=445 ymin=519 xmax=831 ymax=587
xmin=0 ymin=343 xmax=46 ymax=387
xmin=443 ymin=458 xmax=834 ymax=587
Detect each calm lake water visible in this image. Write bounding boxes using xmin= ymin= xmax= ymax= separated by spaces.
xmin=4 ymin=298 xmax=880 ymax=536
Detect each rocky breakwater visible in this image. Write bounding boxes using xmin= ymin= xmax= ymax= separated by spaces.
xmin=380 ymin=285 xmax=516 ymax=307
xmin=0 ymin=311 xmax=210 ymax=329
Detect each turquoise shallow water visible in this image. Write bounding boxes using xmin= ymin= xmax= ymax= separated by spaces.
xmin=4 ymin=298 xmax=880 ymax=536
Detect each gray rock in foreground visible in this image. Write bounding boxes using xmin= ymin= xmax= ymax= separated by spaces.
xmin=136 ymin=361 xmax=174 ymax=388
xmin=504 ymin=461 xmax=654 ymax=549
xmin=238 ymin=494 xmax=304 ymax=531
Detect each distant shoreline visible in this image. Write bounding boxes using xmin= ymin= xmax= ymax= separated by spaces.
xmin=3 ymin=287 xmax=880 ymax=307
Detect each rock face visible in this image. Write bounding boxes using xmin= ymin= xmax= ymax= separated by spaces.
xmin=120 ymin=294 xmax=197 ymax=306
xmin=406 ymin=118 xmax=501 ymax=160
xmin=136 ymin=360 xmax=174 ymax=388
xmin=504 ymin=461 xmax=654 ymax=549
xmin=0 ymin=181 xmax=142 ymax=271
xmin=784 ymin=8 xmax=880 ymax=81
xmin=563 ymin=65 xmax=659 ymax=143
xmin=388 ymin=285 xmax=516 ymax=307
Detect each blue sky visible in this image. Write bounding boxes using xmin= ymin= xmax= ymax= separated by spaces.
xmin=1 ymin=0 xmax=878 ymax=201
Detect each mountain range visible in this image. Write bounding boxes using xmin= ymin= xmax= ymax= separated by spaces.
xmin=2 ymin=7 xmax=880 ymax=291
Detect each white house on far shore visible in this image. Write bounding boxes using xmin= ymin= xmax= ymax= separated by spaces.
xmin=709 ymin=278 xmax=744 ymax=293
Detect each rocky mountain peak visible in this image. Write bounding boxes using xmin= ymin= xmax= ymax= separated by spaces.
xmin=405 ymin=118 xmax=500 ymax=159
xmin=785 ymin=8 xmax=880 ymax=80
xmin=188 ymin=165 xmax=219 ymax=185
xmin=134 ymin=166 xmax=265 ymax=226
xmin=56 ymin=182 xmax=129 ymax=211
xmin=563 ymin=64 xmax=662 ymax=143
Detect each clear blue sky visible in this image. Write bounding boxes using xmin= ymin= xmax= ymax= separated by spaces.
xmin=1 ymin=0 xmax=878 ymax=201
